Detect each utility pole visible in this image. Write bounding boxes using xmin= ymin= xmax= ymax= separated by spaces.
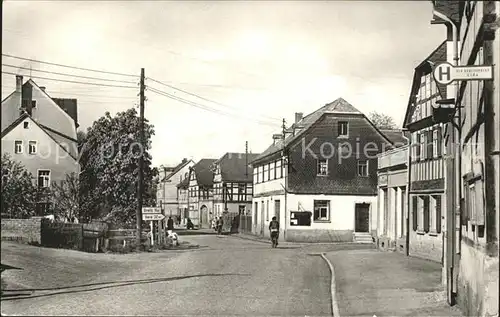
xmin=136 ymin=68 xmax=145 ymax=250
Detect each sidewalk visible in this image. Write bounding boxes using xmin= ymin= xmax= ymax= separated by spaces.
xmin=324 ymin=249 xmax=464 ymax=317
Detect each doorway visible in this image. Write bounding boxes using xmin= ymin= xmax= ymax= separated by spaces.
xmin=355 ymin=203 xmax=370 ymax=233
xmin=200 ymin=205 xmax=208 ymax=228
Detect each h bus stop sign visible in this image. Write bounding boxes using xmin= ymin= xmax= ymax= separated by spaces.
xmin=433 ymin=62 xmax=493 ymax=85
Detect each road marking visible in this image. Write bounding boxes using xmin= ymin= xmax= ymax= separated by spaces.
xmin=320 ymin=252 xmax=341 ymax=317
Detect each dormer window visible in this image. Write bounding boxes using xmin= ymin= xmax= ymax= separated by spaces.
xmin=338 ymin=121 xmax=349 ymax=137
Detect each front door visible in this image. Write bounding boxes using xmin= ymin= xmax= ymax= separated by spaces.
xmin=355 ymin=203 xmax=370 ymax=233
xmin=200 ymin=205 xmax=208 ymax=228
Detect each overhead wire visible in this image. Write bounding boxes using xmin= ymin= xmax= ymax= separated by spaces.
xmin=2 ymin=64 xmax=137 ymax=84
xmin=147 ymin=77 xmax=282 ymax=122
xmin=1 ymin=71 xmax=138 ymax=89
xmin=2 ymin=53 xmax=139 ymax=78
xmin=146 ymin=86 xmax=281 ymax=128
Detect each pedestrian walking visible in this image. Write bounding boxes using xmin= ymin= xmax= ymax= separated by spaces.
xmin=167 ymin=216 xmax=174 ymax=231
xmin=217 ymin=217 xmax=224 ymax=235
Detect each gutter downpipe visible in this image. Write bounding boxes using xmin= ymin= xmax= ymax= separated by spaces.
xmin=432 ymin=8 xmax=460 ymax=306
xmin=402 ymin=131 xmax=411 ymax=256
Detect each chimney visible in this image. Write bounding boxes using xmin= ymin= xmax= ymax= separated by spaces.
xmin=40 ymin=86 xmax=46 ymax=92
xmin=16 ymin=75 xmax=23 ymax=111
xmin=182 ymin=158 xmax=187 ymax=163
xmin=295 ymin=112 xmax=303 ymax=124
xmin=272 ymin=134 xmax=283 ymax=145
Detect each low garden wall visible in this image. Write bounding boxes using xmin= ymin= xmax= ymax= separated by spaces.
xmin=1 ymin=217 xmax=44 ymax=244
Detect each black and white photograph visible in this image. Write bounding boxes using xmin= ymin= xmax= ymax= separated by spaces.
xmin=1 ymin=1 xmax=499 ymax=316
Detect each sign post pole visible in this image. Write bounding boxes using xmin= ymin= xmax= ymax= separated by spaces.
xmin=150 ymin=221 xmax=154 ymax=246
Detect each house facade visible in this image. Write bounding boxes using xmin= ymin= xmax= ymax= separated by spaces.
xmin=156 ymin=158 xmax=193 ymax=217
xmin=251 ymin=98 xmax=400 ymax=243
xmin=187 ymin=158 xmax=217 ymax=228
xmin=402 ymin=41 xmax=449 ymax=265
xmin=376 ymin=145 xmax=409 ymax=253
xmin=431 ymin=1 xmax=499 ymax=315
xmin=1 ymin=76 xmax=79 ymax=215
xmin=212 ymin=152 xmax=259 ymax=218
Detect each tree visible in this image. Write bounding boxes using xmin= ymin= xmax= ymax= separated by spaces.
xmin=77 ymin=130 xmax=87 ymax=153
xmin=368 ymin=111 xmax=398 ymax=130
xmin=79 ymin=108 xmax=155 ymax=226
xmin=51 ymin=172 xmax=80 ymax=222
xmin=1 ymin=153 xmax=38 ymax=218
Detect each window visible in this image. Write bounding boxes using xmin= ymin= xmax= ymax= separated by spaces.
xmin=313 ymin=200 xmax=330 ymax=221
xmin=276 ymin=160 xmax=282 ymax=179
xmin=417 ymin=196 xmax=424 ymax=231
xmin=317 ymin=159 xmax=328 ymax=176
xmin=24 ymin=122 xmax=29 ymax=129
xmin=37 ymin=170 xmax=51 ymax=188
xmin=238 ymin=184 xmax=245 ymax=201
xmin=423 ymin=196 xmax=430 ymax=233
xmin=263 ymin=164 xmax=269 ymax=182
xmin=338 ymin=121 xmax=348 ymax=137
xmin=427 ymin=130 xmax=433 ymax=160
xmin=28 ymin=141 xmax=37 ymax=154
xmin=433 ymin=129 xmax=439 ymax=158
xmin=268 ymin=163 xmax=272 ymax=180
xmin=14 ymin=141 xmax=23 ymax=154
xmin=434 ymin=195 xmax=442 ymax=233
xmin=357 ymin=160 xmax=368 ymax=177
xmin=412 ymin=196 xmax=418 ymax=231
xmin=419 ymin=132 xmax=425 ymax=161
xmin=256 ymin=167 xmax=261 ymax=183
xmin=270 ymin=162 xmax=275 ymax=180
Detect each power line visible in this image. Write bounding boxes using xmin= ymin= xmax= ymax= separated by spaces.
xmin=2 ymin=53 xmax=139 ymax=78
xmin=1 ymin=71 xmax=138 ymax=89
xmin=147 ymin=77 xmax=282 ymax=122
xmin=2 ymin=64 xmax=137 ymax=84
xmin=147 ymin=87 xmax=280 ymax=128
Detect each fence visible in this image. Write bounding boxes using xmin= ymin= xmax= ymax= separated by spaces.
xmin=239 ymin=215 xmax=252 ymax=234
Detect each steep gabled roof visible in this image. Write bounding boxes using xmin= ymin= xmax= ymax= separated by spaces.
xmin=379 ymin=129 xmax=408 ymax=147
xmin=252 ymin=98 xmax=393 ymax=164
xmin=162 ymin=159 xmax=192 ymax=182
xmin=403 ymin=40 xmax=447 ymax=127
xmin=216 ymin=152 xmax=261 ymax=183
xmin=1 ymin=112 xmax=78 ymax=161
xmin=191 ymin=158 xmax=217 ymax=187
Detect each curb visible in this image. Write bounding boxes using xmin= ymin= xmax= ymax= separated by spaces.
xmin=320 ymin=252 xmax=341 ymax=317
xmin=232 ymin=234 xmax=271 ymax=244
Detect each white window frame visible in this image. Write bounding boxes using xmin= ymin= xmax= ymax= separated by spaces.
xmin=276 ymin=160 xmax=282 ymax=179
xmin=417 ymin=196 xmax=424 ymax=231
xmin=317 ymin=159 xmax=328 ymax=176
xmin=270 ymin=162 xmax=275 ymax=180
xmin=433 ymin=129 xmax=439 ymax=158
xmin=37 ymin=170 xmax=51 ymax=188
xmin=28 ymin=141 xmax=37 ymax=155
xmin=14 ymin=140 xmax=23 ymax=154
xmin=357 ymin=160 xmax=369 ymax=177
xmin=338 ymin=121 xmax=349 ymax=137
xmin=430 ymin=196 xmax=437 ymax=233
xmin=313 ymin=200 xmax=330 ymax=222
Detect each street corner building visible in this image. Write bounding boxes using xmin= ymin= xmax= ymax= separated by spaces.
xmin=182 ymin=158 xmax=217 ymax=228
xmin=156 ymin=158 xmax=194 ymax=220
xmin=402 ymin=39 xmax=449 ymax=266
xmin=429 ymin=1 xmax=499 ymax=316
xmin=1 ymin=75 xmax=80 ymax=215
xmin=212 ymin=152 xmax=260 ymax=217
xmin=250 ymin=98 xmax=403 ymax=243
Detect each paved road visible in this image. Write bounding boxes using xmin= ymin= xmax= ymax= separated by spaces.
xmin=1 ymin=235 xmax=371 ymax=316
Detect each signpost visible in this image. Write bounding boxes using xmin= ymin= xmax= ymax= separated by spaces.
xmin=433 ymin=62 xmax=493 ymax=85
xmin=141 ymin=207 xmax=164 ymax=246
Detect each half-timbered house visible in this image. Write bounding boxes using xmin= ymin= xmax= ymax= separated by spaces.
xmin=402 ymin=40 xmax=448 ymax=264
xmin=212 ymin=152 xmax=260 ymax=217
xmin=187 ymin=158 xmax=217 ymax=228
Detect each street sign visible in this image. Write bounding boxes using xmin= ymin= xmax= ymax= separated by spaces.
xmin=433 ymin=62 xmax=493 ymax=85
xmin=142 ymin=207 xmax=162 ymax=214
xmin=142 ymin=213 xmax=165 ymax=221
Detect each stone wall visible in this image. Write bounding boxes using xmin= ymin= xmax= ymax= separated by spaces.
xmin=409 ymin=231 xmax=443 ymax=264
xmin=284 ymin=229 xmax=353 ymax=243
xmin=457 ymin=243 xmax=499 ymax=317
xmin=1 ymin=217 xmax=43 ymax=244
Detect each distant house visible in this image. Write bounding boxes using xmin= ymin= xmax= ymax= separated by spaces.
xmin=1 ymin=75 xmax=79 ymax=215
xmin=212 ymin=152 xmax=260 ymax=217
xmin=251 ymin=98 xmax=400 ymax=243
xmin=156 ymin=158 xmax=194 ymax=217
xmin=187 ymin=158 xmax=217 ymax=228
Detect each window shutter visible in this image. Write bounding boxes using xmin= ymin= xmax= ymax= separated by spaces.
xmin=412 ymin=196 xmax=418 ymax=231
xmin=415 ymin=134 xmax=421 ymax=159
xmin=428 ymin=129 xmax=434 ymax=159
xmin=437 ymin=126 xmax=443 ymax=157
xmin=476 ymin=182 xmax=485 ymax=225
xmin=423 ymin=197 xmax=430 ymax=233
xmin=436 ymin=196 xmax=442 ymax=233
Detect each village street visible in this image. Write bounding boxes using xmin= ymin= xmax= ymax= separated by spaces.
xmin=1 ymin=234 xmax=369 ymax=316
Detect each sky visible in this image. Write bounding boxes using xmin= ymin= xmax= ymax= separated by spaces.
xmin=2 ymin=1 xmax=445 ymax=167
